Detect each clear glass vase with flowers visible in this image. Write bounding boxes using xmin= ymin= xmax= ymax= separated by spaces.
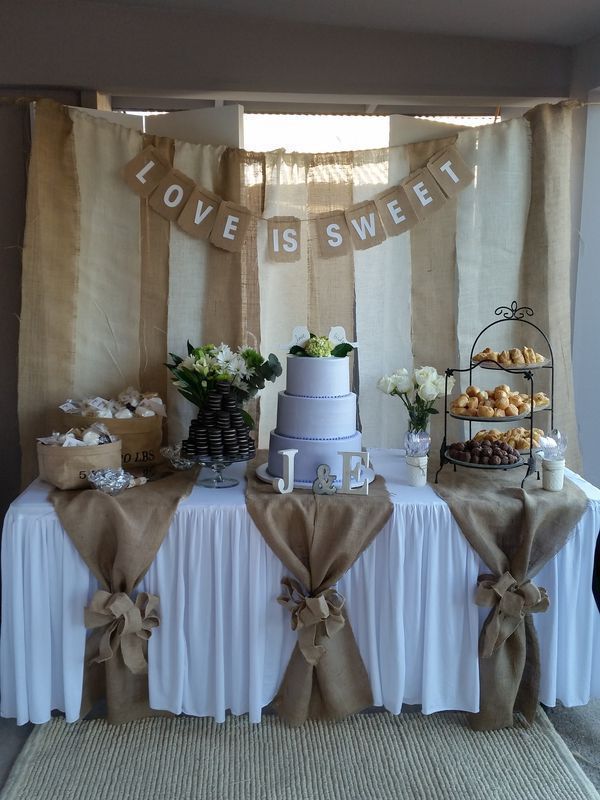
xmin=377 ymin=366 xmax=455 ymax=457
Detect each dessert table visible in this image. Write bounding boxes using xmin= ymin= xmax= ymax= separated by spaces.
xmin=1 ymin=450 xmax=599 ymax=726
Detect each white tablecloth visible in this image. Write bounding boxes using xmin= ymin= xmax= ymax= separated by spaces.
xmin=2 ymin=450 xmax=599 ymax=725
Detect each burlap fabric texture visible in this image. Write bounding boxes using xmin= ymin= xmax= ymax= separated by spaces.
xmin=51 ymin=467 xmax=198 ymax=724
xmin=245 ymin=453 xmax=393 ymax=726
xmin=433 ymin=467 xmax=588 ymax=730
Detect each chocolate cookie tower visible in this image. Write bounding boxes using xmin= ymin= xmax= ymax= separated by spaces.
xmin=181 ymin=381 xmax=255 ymax=461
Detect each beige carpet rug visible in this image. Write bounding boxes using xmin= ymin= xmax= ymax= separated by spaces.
xmin=1 ymin=710 xmax=598 ymax=800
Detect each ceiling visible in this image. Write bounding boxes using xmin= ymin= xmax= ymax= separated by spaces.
xmin=87 ymin=0 xmax=600 ymax=46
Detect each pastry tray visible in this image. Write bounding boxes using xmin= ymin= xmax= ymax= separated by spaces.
xmin=444 ymin=449 xmax=526 ymax=470
xmin=448 ymin=403 xmax=549 ymax=423
xmin=471 ymin=358 xmax=550 ymax=371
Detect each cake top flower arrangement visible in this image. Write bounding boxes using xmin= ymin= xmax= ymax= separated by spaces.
xmin=166 ymin=342 xmax=281 ymax=412
xmin=288 ymin=325 xmax=357 ymax=358
xmin=377 ymin=366 xmax=455 ymax=433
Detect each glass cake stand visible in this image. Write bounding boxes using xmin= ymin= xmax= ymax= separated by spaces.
xmin=161 ymin=445 xmax=253 ymax=489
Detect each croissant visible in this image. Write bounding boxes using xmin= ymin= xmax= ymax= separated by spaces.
xmin=510 ymin=348 xmax=525 ymax=365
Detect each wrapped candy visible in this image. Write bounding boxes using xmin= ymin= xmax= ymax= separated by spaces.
xmin=60 ymin=387 xmax=166 ymax=419
xmin=37 ymin=422 xmax=116 ymax=448
xmin=118 ymin=386 xmax=142 ymax=409
xmin=135 ymin=405 xmax=155 ymax=418
xmin=87 ymin=467 xmax=148 ymax=495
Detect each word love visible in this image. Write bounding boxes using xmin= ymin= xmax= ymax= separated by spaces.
xmin=123 ymin=147 xmax=252 ymax=253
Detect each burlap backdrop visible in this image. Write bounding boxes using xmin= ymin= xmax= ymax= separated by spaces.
xmin=19 ymin=100 xmax=582 ymax=484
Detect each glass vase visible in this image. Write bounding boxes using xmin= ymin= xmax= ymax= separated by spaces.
xmin=404 ymin=427 xmax=431 ymax=457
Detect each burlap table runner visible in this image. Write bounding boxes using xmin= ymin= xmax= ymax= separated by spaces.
xmin=433 ymin=467 xmax=588 ymax=730
xmin=245 ymin=453 xmax=393 ymax=725
xmin=51 ymin=466 xmax=198 ymax=723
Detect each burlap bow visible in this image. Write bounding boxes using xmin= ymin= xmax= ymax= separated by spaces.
xmin=475 ymin=571 xmax=549 ymax=658
xmin=84 ymin=590 xmax=160 ymax=675
xmin=278 ymin=577 xmax=345 ymax=666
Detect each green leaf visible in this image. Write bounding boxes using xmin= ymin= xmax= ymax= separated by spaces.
xmin=241 ymin=409 xmax=255 ymax=429
xmin=289 ymin=345 xmax=309 ymax=356
xmin=268 ymin=353 xmax=283 ymax=377
xmin=429 ymin=408 xmax=439 ymax=415
xmin=186 ymin=340 xmax=195 ymax=356
xmin=331 ymin=343 xmax=353 ymax=358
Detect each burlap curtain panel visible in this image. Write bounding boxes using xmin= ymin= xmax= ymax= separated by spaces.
xmin=19 ymin=100 xmax=581 ymax=483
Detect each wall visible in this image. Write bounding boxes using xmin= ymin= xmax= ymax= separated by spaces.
xmin=1 ymin=1 xmax=570 ymax=101
xmin=0 ymin=106 xmax=28 ymax=518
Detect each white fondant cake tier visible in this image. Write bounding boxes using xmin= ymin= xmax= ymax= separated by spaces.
xmin=268 ymin=431 xmax=362 ymax=484
xmin=275 ymin=391 xmax=357 ymax=440
xmin=285 ymin=355 xmax=349 ymax=398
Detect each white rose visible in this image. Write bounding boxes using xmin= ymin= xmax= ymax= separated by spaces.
xmin=433 ymin=374 xmax=454 ymax=396
xmin=391 ymin=368 xmax=413 ymax=394
xmin=377 ymin=375 xmax=396 ymax=395
xmin=417 ymin=380 xmax=439 ymax=402
xmin=414 ymin=366 xmax=439 ymax=386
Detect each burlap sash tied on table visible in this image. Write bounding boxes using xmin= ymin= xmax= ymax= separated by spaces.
xmin=434 ymin=467 xmax=588 ymax=730
xmin=246 ymin=453 xmax=393 ymax=726
xmin=84 ymin=590 xmax=160 ymax=675
xmin=475 ymin=572 xmax=549 ymax=658
xmin=51 ymin=466 xmax=198 ymax=723
xmin=278 ymin=577 xmax=345 ymax=666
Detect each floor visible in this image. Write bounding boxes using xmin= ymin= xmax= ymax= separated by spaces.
xmin=1 ymin=702 xmax=599 ymax=793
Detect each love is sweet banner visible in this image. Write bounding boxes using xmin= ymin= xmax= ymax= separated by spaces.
xmin=122 ymin=144 xmax=474 ymax=261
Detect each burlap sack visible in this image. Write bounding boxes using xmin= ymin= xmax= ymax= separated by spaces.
xmin=37 ymin=440 xmax=122 ymax=490
xmin=62 ymin=414 xmax=164 ymax=468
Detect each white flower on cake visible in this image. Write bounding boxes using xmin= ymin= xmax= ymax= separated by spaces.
xmin=289 ymin=327 xmax=356 ymax=359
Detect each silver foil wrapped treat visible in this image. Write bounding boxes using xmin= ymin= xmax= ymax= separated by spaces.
xmin=88 ymin=468 xmax=133 ymax=496
xmin=160 ymin=444 xmax=195 ymax=471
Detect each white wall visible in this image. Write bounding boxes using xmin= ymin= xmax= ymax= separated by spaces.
xmin=572 ymin=89 xmax=600 ymax=486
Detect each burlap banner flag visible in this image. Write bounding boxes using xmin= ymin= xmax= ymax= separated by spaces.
xmin=177 ymin=186 xmax=221 ymax=240
xmin=122 ymin=142 xmax=475 ymax=255
xmin=122 ymin=145 xmax=171 ymax=197
xmin=209 ymin=200 xmax=252 ymax=253
xmin=148 ymin=169 xmax=196 ymax=221
xmin=403 ymin=168 xmax=448 ymax=220
xmin=375 ymin=184 xmax=420 ymax=237
xmin=315 ymin=210 xmax=352 ymax=259
xmin=267 ymin=216 xmax=302 ymax=262
xmin=427 ymin=146 xmax=475 ymax=198
xmin=344 ymin=201 xmax=386 ymax=251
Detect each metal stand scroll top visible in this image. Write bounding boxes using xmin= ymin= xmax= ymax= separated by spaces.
xmin=435 ymin=303 xmax=555 ymax=487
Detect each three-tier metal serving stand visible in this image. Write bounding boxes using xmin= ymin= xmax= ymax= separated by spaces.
xmin=435 ymin=302 xmax=554 ymax=487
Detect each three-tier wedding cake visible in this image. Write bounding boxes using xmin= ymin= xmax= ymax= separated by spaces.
xmin=267 ymin=332 xmax=361 ymax=485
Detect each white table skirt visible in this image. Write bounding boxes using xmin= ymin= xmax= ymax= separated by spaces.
xmin=2 ymin=450 xmax=599 ymax=726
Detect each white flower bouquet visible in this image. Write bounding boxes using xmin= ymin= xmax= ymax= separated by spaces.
xmin=377 ymin=366 xmax=455 ymax=433
xmin=166 ymin=342 xmax=281 ymax=426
